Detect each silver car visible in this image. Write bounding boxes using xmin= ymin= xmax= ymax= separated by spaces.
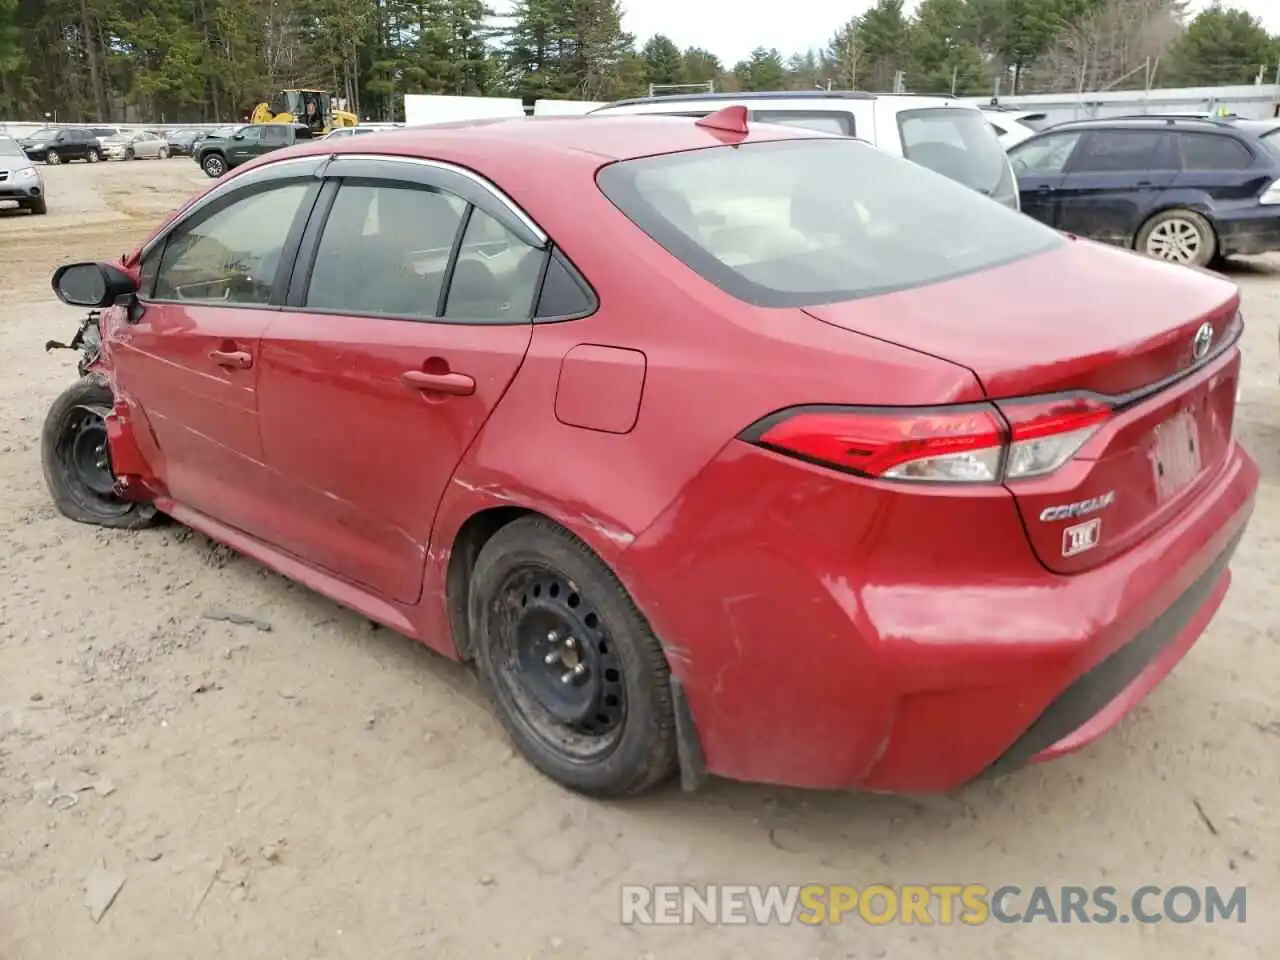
xmin=0 ymin=135 xmax=46 ymax=214
xmin=104 ymin=130 xmax=170 ymax=161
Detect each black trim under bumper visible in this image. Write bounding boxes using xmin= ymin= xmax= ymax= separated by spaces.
xmin=983 ymin=529 xmax=1244 ymax=779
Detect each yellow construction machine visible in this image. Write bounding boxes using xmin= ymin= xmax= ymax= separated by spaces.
xmin=250 ymin=89 xmax=358 ymax=135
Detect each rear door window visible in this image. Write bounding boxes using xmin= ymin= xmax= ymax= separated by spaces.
xmin=896 ymin=107 xmax=1013 ymax=199
xmin=1071 ymin=130 xmax=1174 ymax=172
xmin=305 ymin=183 xmax=467 ymax=319
xmin=1178 ymin=133 xmax=1253 ymax=170
xmin=261 ymin=125 xmax=291 ymax=146
xmin=442 ymin=208 xmax=545 ymax=321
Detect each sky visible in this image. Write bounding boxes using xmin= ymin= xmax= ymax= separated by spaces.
xmin=490 ymin=0 xmax=1280 ymax=69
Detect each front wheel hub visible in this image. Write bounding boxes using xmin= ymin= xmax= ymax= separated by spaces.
xmin=67 ymin=405 xmax=115 ymax=496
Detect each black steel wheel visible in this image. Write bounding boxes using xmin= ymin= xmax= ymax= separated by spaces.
xmin=41 ymin=377 xmax=162 ymax=529
xmin=470 ymin=517 xmax=677 ymax=796
xmin=496 ymin=567 xmax=627 ymax=754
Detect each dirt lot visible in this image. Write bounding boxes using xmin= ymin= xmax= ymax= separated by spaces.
xmin=0 ymin=159 xmax=1277 ymax=959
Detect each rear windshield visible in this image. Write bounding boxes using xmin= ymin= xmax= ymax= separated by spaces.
xmin=1259 ymin=129 xmax=1280 ymax=163
xmin=897 ymin=107 xmax=1014 ymax=199
xmin=596 ymin=138 xmax=1063 ymax=308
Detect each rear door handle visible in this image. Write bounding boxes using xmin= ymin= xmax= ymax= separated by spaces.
xmin=210 ymin=349 xmax=252 ymax=369
xmin=400 ymin=370 xmax=475 ymax=396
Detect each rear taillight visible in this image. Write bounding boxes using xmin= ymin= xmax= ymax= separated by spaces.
xmin=998 ymin=395 xmax=1110 ymax=479
xmin=742 ymin=396 xmax=1110 ymax=484
xmin=1261 ymin=179 xmax=1280 ymax=205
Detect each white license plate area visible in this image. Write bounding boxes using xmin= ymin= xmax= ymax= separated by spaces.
xmin=1150 ymin=409 xmax=1203 ymax=502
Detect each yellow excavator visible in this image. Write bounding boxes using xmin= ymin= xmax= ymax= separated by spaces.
xmin=250 ymin=89 xmax=358 ymax=135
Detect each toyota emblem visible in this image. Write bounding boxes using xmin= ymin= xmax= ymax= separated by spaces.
xmin=1192 ymin=322 xmax=1213 ymax=361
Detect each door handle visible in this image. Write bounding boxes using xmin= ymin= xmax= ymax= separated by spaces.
xmin=210 ymin=349 xmax=252 ymax=369
xmin=1036 ymin=184 xmax=1052 ymax=193
xmin=1135 ymin=180 xmax=1155 ymax=189
xmin=400 ymin=369 xmax=475 ymax=396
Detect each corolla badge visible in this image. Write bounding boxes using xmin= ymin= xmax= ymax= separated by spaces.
xmin=1040 ymin=491 xmax=1115 ymax=523
xmin=1192 ymin=322 xmax=1214 ymax=362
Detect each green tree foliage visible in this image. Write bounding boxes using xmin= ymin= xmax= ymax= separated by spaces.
xmin=679 ymin=47 xmax=721 ymax=86
xmin=733 ymin=47 xmax=786 ymax=91
xmin=0 ymin=0 xmax=1274 ymax=122
xmin=904 ymin=0 xmax=989 ymax=94
xmin=1164 ymin=4 xmax=1279 ymax=85
xmin=503 ymin=0 xmax=639 ymax=101
xmin=641 ymin=33 xmax=682 ymax=88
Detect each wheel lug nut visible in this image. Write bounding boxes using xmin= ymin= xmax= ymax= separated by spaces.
xmin=544 ymin=651 xmax=560 ymax=665
xmin=572 ymin=663 xmax=586 ymax=677
xmin=547 ymin=630 xmax=559 ymax=642
xmin=565 ymin=637 xmax=576 ymax=649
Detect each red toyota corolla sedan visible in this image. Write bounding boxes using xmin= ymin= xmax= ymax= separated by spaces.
xmin=43 ymin=109 xmax=1258 ymax=797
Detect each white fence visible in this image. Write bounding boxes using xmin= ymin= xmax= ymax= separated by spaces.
xmin=962 ymin=83 xmax=1280 ymax=124
xmin=402 ymin=95 xmax=605 ymax=124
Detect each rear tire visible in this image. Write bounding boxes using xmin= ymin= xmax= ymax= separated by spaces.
xmin=86 ymin=148 xmax=100 ymax=163
xmin=41 ymin=377 xmax=162 ymax=530
xmin=469 ymin=517 xmax=677 ymax=797
xmin=45 ymin=150 xmax=60 ymax=165
xmin=157 ymin=146 xmax=169 ymax=160
xmin=1136 ymin=208 xmax=1217 ymax=268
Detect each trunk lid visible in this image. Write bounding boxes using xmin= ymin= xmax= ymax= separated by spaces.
xmin=803 ymin=238 xmax=1242 ymax=573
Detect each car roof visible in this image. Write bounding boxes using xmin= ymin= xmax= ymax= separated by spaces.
xmin=1046 ymin=115 xmax=1246 ymax=134
xmin=1036 ymin=114 xmax=1280 ymax=144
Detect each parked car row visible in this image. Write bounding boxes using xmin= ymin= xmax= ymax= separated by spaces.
xmin=13 ymin=124 xmax=236 ymax=166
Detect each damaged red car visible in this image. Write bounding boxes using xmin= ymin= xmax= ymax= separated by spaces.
xmin=43 ymin=109 xmax=1258 ymax=797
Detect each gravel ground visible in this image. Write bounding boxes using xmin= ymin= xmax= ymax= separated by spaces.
xmin=0 ymin=159 xmax=1277 ymax=960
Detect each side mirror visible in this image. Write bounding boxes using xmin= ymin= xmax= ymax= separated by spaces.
xmin=232 ymin=133 xmax=245 ymax=140
xmin=51 ymin=261 xmax=138 ymax=308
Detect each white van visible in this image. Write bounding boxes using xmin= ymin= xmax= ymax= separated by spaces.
xmin=590 ymin=91 xmax=1020 ymax=211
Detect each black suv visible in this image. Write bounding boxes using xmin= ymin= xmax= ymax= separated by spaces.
xmin=1008 ymin=115 xmax=1280 ymax=267
xmin=20 ymin=127 xmax=103 ymax=165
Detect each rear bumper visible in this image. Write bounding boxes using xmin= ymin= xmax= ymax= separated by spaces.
xmin=620 ymin=440 xmax=1258 ymax=792
xmin=982 ymin=526 xmax=1241 ymax=776
xmin=1214 ymin=206 xmax=1280 ymax=257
